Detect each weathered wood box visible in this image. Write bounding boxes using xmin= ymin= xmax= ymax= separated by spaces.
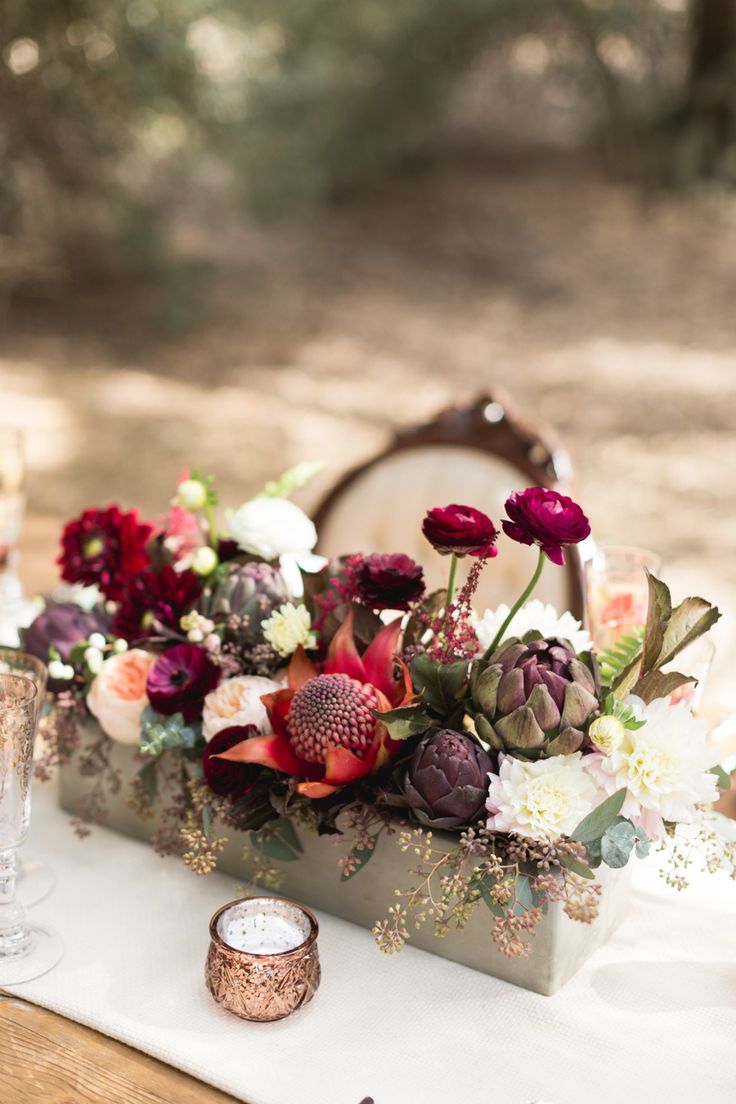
xmin=59 ymin=732 xmax=631 ymax=995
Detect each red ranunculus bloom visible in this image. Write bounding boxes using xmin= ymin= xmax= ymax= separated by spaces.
xmin=355 ymin=553 xmax=425 ymax=611
xmin=502 ymin=488 xmax=590 ymax=567
xmin=203 ymin=725 xmax=261 ymax=797
xmin=422 ymin=504 xmax=499 ymax=558
xmin=58 ymin=505 xmax=153 ymax=600
xmin=216 ymin=610 xmax=413 ymax=799
xmin=146 ymin=643 xmax=220 ymax=721
xmin=113 ymin=566 xmax=202 ymax=642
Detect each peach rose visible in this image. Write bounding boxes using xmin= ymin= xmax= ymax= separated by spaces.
xmin=202 ymin=675 xmax=279 ymax=743
xmin=87 ymin=649 xmax=157 ymax=745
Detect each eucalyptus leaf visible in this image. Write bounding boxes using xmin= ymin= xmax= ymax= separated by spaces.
xmin=600 ymin=817 xmax=637 ymax=869
xmin=558 ymin=853 xmax=596 ymax=880
xmin=571 ymin=788 xmax=627 ymax=843
xmin=479 ymin=878 xmax=506 ymax=917
xmin=139 ymin=707 xmax=202 ymax=756
xmin=340 ymin=836 xmax=379 ymax=882
xmin=250 ymin=816 xmax=303 ymax=862
xmin=709 ymin=764 xmax=731 ymax=791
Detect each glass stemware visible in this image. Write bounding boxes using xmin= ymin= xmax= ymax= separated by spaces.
xmin=585 ymin=545 xmax=663 ymax=652
xmin=0 ymin=427 xmax=38 ymax=647
xmin=0 ymin=672 xmax=62 ymax=983
xmin=0 ymin=649 xmax=56 ymax=906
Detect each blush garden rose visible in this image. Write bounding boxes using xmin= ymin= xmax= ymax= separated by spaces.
xmin=86 ymin=649 xmax=157 ymax=745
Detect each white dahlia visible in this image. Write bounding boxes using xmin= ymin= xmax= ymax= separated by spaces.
xmin=585 ymin=696 xmax=719 ymax=839
xmin=486 ymin=752 xmax=601 ymax=842
xmin=474 ymin=600 xmax=591 ymax=655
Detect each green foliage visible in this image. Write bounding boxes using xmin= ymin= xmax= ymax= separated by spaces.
xmin=599 ymin=817 xmax=649 ymax=868
xmin=410 ymin=653 xmax=469 ymax=716
xmin=571 ymin=787 xmax=627 ymax=844
xmin=374 ymin=705 xmax=431 ymax=742
xmin=250 ymin=816 xmax=303 ymax=862
xmin=260 ymin=460 xmax=325 ymax=499
xmin=139 ymin=706 xmax=202 ymax=756
xmin=340 ymin=835 xmax=379 ymax=882
xmin=598 ymin=627 xmax=645 ymax=688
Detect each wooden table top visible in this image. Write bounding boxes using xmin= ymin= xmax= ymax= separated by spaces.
xmin=0 ymin=993 xmax=240 ymax=1104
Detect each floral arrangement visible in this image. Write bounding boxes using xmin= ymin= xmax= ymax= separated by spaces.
xmin=28 ymin=467 xmax=734 ymax=959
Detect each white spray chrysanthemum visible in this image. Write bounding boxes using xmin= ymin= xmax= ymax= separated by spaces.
xmin=486 ymin=752 xmax=601 ymax=842
xmin=262 ymin=602 xmax=317 ymax=658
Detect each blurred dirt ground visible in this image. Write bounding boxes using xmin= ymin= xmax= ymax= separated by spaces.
xmin=1 ymin=153 xmax=735 ymax=712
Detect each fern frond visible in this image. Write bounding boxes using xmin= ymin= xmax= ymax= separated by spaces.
xmin=598 ymin=626 xmax=645 ymax=686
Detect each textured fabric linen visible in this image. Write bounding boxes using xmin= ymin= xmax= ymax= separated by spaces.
xmin=9 ymin=783 xmax=735 ymax=1104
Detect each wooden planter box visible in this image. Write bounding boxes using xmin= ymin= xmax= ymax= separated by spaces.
xmin=58 ymin=728 xmax=631 ymax=995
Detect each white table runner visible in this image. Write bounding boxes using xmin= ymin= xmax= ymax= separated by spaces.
xmin=8 ymin=783 xmax=735 ymax=1104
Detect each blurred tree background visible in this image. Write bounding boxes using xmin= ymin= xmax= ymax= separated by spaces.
xmin=2 ymin=0 xmax=735 ymax=283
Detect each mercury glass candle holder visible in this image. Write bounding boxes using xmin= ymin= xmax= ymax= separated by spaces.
xmin=0 ymin=650 xmax=55 ymax=907
xmin=206 ymin=896 xmax=320 ymax=1022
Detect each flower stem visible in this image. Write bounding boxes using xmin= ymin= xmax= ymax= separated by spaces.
xmin=483 ymin=548 xmax=546 ymax=659
xmin=204 ymin=501 xmax=219 ymax=549
xmin=446 ymin=554 xmax=459 ymax=605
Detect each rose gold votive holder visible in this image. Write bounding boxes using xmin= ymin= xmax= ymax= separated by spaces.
xmin=206 ymin=896 xmax=320 ymax=1022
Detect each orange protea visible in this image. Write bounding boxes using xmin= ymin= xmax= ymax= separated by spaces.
xmin=216 ymin=610 xmax=412 ymax=799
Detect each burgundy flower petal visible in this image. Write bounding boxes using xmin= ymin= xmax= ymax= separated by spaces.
xmin=355 ymin=553 xmax=425 ymax=611
xmin=57 ymin=504 xmax=153 ymax=600
xmin=502 ymin=488 xmax=590 ymax=566
xmin=203 ymin=725 xmax=261 ymax=797
xmin=146 ymin=643 xmax=220 ymax=721
xmin=422 ymin=504 xmax=499 ymax=559
xmin=114 ymin=566 xmax=202 ymax=642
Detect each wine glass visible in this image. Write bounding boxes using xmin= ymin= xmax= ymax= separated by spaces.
xmin=0 ymin=649 xmax=56 ymax=906
xmin=585 ymin=545 xmax=662 ymax=652
xmin=0 ymin=427 xmax=38 ymax=647
xmin=0 ymin=673 xmax=62 ymax=983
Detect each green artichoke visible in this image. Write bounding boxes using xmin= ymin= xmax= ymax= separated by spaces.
xmin=472 ymin=636 xmax=600 ymax=756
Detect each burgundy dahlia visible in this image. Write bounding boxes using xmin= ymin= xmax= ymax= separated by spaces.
xmin=355 ymin=553 xmax=425 ymax=611
xmin=113 ymin=566 xmax=202 ymax=642
xmin=58 ymin=504 xmax=153 ymax=600
xmin=203 ymin=725 xmax=260 ymax=797
xmin=422 ymin=504 xmax=498 ymax=558
xmin=146 ymin=643 xmax=220 ymax=721
xmin=502 ymin=488 xmax=590 ymax=567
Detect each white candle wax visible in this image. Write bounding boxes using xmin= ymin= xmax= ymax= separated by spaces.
xmin=218 ymin=899 xmax=311 ymax=955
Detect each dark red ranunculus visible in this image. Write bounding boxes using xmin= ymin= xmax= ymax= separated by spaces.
xmin=502 ymin=488 xmax=590 ymax=567
xmin=422 ymin=504 xmax=499 ymax=558
xmin=146 ymin=643 xmax=220 ymax=721
xmin=58 ymin=505 xmax=153 ymax=600
xmin=113 ymin=566 xmax=202 ymax=642
xmin=203 ymin=725 xmax=261 ymax=797
xmin=355 ymin=553 xmax=426 ymax=611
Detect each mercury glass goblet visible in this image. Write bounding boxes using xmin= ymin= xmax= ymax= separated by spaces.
xmin=0 ymin=673 xmax=62 ymax=983
xmin=0 ymin=650 xmax=55 ymax=906
xmin=585 ymin=545 xmax=662 ymax=652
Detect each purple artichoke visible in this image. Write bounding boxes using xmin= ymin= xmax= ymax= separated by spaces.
xmin=23 ymin=602 xmax=111 ymax=689
xmin=404 ymin=729 xmax=492 ymax=829
xmin=473 ymin=636 xmax=599 ymax=756
xmin=211 ymin=562 xmax=288 ymax=648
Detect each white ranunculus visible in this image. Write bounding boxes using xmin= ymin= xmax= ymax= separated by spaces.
xmin=585 ymin=696 xmax=719 ymax=840
xmin=486 ymin=752 xmax=601 ymax=842
xmin=86 ymin=649 xmax=157 ymax=745
xmin=475 ymin=600 xmax=591 ymax=655
xmin=202 ymin=675 xmax=279 ymax=742
xmin=228 ymin=497 xmax=317 ymax=561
